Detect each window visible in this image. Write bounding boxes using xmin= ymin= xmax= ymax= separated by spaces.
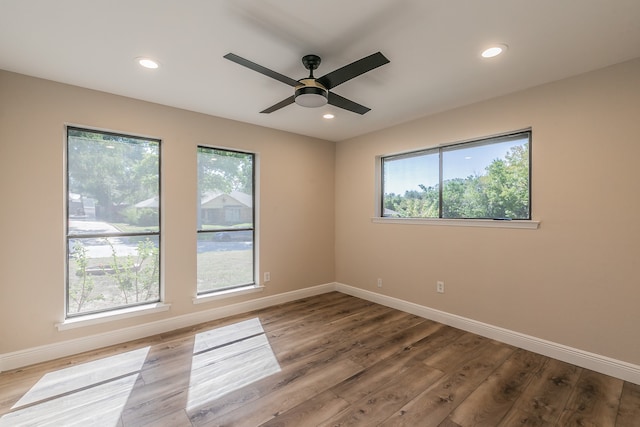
xmin=382 ymin=130 xmax=531 ymax=220
xmin=66 ymin=127 xmax=161 ymax=317
xmin=197 ymin=147 xmax=255 ymax=294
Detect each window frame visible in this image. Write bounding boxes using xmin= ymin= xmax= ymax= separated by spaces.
xmin=196 ymin=145 xmax=256 ymax=295
xmin=380 ymin=129 xmax=532 ymax=221
xmin=65 ymin=126 xmax=162 ymax=318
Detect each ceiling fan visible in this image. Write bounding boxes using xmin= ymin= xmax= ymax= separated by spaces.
xmin=223 ymin=51 xmax=390 ymax=115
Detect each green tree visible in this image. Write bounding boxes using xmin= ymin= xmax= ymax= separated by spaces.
xmin=67 ymin=129 xmax=159 ymax=221
xmin=198 ymin=148 xmax=252 ymax=194
xmin=442 ymin=178 xmax=467 ymax=218
xmin=383 ymin=143 xmax=529 ymax=219
xmin=479 ymin=143 xmax=529 ymax=218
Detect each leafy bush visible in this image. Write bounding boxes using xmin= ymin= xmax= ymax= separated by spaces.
xmin=123 ymin=207 xmax=158 ymax=226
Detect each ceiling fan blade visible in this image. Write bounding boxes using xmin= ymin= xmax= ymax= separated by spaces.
xmin=260 ymin=96 xmax=295 ymax=113
xmin=224 ymin=53 xmax=300 ymax=87
xmin=327 ymin=92 xmax=371 ymax=115
xmin=317 ymin=52 xmax=389 ymax=90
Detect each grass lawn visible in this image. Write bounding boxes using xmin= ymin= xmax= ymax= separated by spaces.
xmin=197 ymin=249 xmax=253 ymax=292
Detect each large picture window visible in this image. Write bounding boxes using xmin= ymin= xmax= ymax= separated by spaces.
xmin=66 ymin=127 xmax=161 ymax=317
xmin=197 ymin=147 xmax=255 ymax=294
xmin=382 ymin=130 xmax=531 ymax=220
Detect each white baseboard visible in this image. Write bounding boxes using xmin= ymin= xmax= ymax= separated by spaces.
xmin=335 ymin=282 xmax=640 ymax=385
xmin=3 ymin=282 xmax=639 ymax=386
xmin=0 ymin=283 xmax=335 ymax=372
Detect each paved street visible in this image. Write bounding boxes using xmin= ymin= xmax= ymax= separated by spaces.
xmin=69 ymin=220 xmax=145 ymax=258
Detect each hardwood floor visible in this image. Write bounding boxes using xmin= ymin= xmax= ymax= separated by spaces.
xmin=1 ymin=292 xmax=639 ymax=426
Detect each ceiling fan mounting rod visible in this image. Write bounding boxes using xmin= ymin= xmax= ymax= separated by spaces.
xmin=301 ymin=54 xmax=321 ymax=78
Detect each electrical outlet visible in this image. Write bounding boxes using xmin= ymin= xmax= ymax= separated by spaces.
xmin=264 ymin=272 xmax=271 ymax=283
xmin=436 ymin=281 xmax=445 ymax=293
xmin=377 ymin=278 xmax=383 ymax=288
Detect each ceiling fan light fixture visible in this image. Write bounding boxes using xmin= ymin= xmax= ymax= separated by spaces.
xmin=295 ymin=86 xmax=328 ymax=108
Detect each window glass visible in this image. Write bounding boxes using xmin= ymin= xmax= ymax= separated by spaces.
xmin=66 ymin=127 xmax=160 ymax=316
xmin=197 ymin=147 xmax=255 ymax=294
xmin=383 ymin=150 xmax=439 ymax=218
xmin=382 ymin=131 xmax=530 ymax=220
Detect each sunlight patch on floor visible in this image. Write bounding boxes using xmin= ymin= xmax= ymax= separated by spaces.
xmin=1 ymin=374 xmax=139 ymax=427
xmin=1 ymin=347 xmax=149 ymax=426
xmin=187 ymin=318 xmax=281 ymax=410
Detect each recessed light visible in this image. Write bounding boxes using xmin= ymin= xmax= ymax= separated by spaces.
xmin=137 ymin=57 xmax=159 ymax=69
xmin=323 ymin=113 xmax=335 ymax=119
xmin=481 ymin=44 xmax=508 ymax=58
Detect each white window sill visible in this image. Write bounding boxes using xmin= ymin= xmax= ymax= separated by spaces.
xmin=371 ymin=217 xmax=540 ymax=229
xmin=56 ymin=303 xmax=171 ymax=331
xmin=193 ymin=284 xmax=265 ymax=304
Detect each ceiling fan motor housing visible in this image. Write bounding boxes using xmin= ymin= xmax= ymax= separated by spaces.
xmin=294 ymin=78 xmax=328 ymax=108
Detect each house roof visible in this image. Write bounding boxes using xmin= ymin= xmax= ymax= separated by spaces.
xmin=201 ymin=191 xmax=252 ymax=208
xmin=135 ymin=196 xmax=159 ymax=209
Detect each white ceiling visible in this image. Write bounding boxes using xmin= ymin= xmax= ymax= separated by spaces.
xmin=1 ymin=1 xmax=639 ymax=142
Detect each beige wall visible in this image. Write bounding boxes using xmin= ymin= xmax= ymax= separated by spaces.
xmin=0 ymin=70 xmax=335 ymax=354
xmin=335 ymin=58 xmax=640 ymax=365
xmin=2 ymin=58 xmax=639 ymax=367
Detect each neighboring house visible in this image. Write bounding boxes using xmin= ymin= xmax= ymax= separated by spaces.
xmin=135 ymin=192 xmax=252 ymax=226
xmin=200 ymin=191 xmax=252 ymax=226
xmin=134 ymin=196 xmax=159 ymax=210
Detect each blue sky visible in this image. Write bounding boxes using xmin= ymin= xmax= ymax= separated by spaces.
xmin=383 ymin=137 xmax=527 ymax=195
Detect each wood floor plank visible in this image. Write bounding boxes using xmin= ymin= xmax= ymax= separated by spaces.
xmin=0 ymin=375 xmax=41 ymax=414
xmin=197 ymin=358 xmax=364 ymax=427
xmin=497 ymin=358 xmax=582 ymax=426
xmin=557 ymin=369 xmax=624 ymax=427
xmin=422 ymin=332 xmax=493 ymax=372
xmin=438 ymin=420 xmax=463 ymax=427
xmin=123 ymin=329 xmax=282 ymax=425
xmin=347 ymin=320 xmax=446 ymax=367
xmin=446 ymin=348 xmax=547 ymax=426
xmin=335 ymin=326 xmax=465 ymax=406
xmin=0 ymin=339 xmax=156 ymax=413
xmin=121 ymin=384 xmax=189 ymax=426
xmin=373 ymin=311 xmax=427 ymax=337
xmin=262 ymin=295 xmax=375 ymax=337
xmin=258 ymin=389 xmax=350 ymax=427
xmin=379 ymin=340 xmax=514 ymax=427
xmin=186 ymin=334 xmax=372 ymax=425
xmin=136 ymin=409 xmax=192 ymax=427
xmin=0 ymin=373 xmax=141 ymax=427
xmin=266 ymin=302 xmax=398 ymax=363
xmin=616 ymin=381 xmax=640 ymax=427
xmin=11 ymin=346 xmax=151 ymax=411
xmin=188 ymin=303 xmax=441 ymax=425
xmin=318 ymin=362 xmax=444 ymax=427
xmin=331 ymin=354 xmax=428 ymax=406
xmin=1 ymin=292 xmax=637 ymax=427
xmin=120 ymin=349 xmax=192 ymax=423
xmin=255 ymin=291 xmax=350 ymax=325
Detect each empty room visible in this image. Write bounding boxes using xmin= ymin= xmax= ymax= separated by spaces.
xmin=1 ymin=1 xmax=640 ymax=426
